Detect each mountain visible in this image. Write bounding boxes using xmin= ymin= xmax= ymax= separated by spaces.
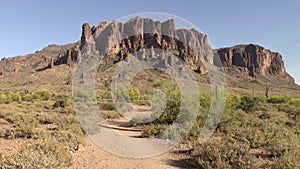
xmin=0 ymin=17 xmax=298 ymax=96
xmin=57 ymin=17 xmax=213 ymax=74
xmin=216 ymin=44 xmax=294 ymax=83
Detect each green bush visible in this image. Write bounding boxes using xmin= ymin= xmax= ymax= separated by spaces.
xmin=152 ymin=81 xmax=163 ymax=88
xmin=96 ymin=91 xmax=112 ymax=99
xmin=267 ymin=96 xmax=290 ymax=104
xmin=191 ymin=140 xmax=254 ymax=169
xmin=32 ymin=89 xmax=53 ymax=100
xmin=129 ymin=86 xmax=140 ymax=102
xmin=0 ymin=90 xmax=56 ymax=103
xmin=226 ymin=94 xmax=242 ymax=110
xmin=200 ymin=92 xmax=211 ymax=109
xmin=0 ymin=94 xmax=8 ymax=103
xmin=21 ymin=93 xmax=34 ymax=102
xmin=289 ymin=98 xmax=300 ymax=107
xmin=217 ymin=109 xmax=244 ymax=134
xmin=237 ymin=95 xmax=260 ymax=113
xmin=141 ymin=124 xmax=168 ymax=138
xmin=7 ymin=92 xmax=21 ymax=102
xmin=142 ymin=80 xmax=181 ymax=125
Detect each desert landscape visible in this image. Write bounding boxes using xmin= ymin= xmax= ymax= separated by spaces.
xmin=0 ymin=15 xmax=299 ymax=169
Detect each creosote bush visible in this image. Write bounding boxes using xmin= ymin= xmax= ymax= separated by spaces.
xmin=267 ymin=95 xmax=290 ymax=104
xmin=237 ymin=95 xmax=261 ymax=113
xmin=1 ymin=139 xmax=72 ymax=168
xmin=191 ymin=140 xmax=254 ymax=169
xmin=0 ymin=89 xmax=54 ymax=104
xmin=141 ymin=124 xmax=168 ymax=138
xmin=32 ymin=89 xmax=53 ymax=100
xmin=270 ymin=151 xmax=300 ymax=169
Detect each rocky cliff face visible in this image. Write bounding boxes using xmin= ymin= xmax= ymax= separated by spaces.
xmin=77 ymin=17 xmax=213 ymax=74
xmin=215 ymin=44 xmax=294 ymax=82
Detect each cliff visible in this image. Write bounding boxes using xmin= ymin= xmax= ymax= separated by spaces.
xmin=64 ymin=17 xmax=213 ymax=74
xmin=215 ymin=44 xmax=294 ymax=82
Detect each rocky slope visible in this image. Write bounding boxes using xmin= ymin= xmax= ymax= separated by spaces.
xmin=215 ymin=44 xmax=294 ymax=82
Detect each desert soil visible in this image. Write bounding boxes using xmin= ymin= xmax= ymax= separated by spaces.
xmin=70 ymin=117 xmax=196 ymax=169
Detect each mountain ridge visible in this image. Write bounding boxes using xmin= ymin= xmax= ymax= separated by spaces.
xmin=0 ymin=17 xmax=298 ymax=95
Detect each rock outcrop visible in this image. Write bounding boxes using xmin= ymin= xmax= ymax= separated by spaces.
xmin=215 ymin=44 xmax=294 ymax=82
xmin=54 ymin=45 xmax=81 ymax=67
xmin=80 ymin=23 xmax=92 ymax=50
xmin=76 ymin=17 xmax=213 ymax=74
xmin=49 ymin=58 xmax=54 ymax=69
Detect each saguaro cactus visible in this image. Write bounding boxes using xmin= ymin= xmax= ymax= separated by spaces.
xmin=265 ymin=82 xmax=270 ymax=99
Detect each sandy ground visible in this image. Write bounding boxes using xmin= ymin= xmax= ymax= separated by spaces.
xmin=70 ymin=137 xmax=196 ymax=169
xmin=70 ymin=117 xmax=196 ymax=169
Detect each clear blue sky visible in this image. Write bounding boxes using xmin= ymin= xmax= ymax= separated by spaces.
xmin=1 ymin=1 xmax=299 ymax=83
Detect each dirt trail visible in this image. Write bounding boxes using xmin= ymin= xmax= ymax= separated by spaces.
xmin=70 ymin=114 xmax=196 ymax=169
xmin=70 ymin=137 xmax=195 ymax=169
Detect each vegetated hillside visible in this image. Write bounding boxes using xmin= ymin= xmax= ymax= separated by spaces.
xmin=0 ymin=43 xmax=77 ymax=93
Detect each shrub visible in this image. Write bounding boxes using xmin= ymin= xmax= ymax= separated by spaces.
xmin=32 ymin=89 xmax=53 ymax=100
xmin=152 ymin=96 xmax=180 ymax=124
xmin=98 ymin=102 xmax=116 ymax=111
xmin=145 ymin=80 xmax=181 ymax=125
xmin=96 ymin=91 xmax=112 ymax=99
xmin=0 ymin=126 xmax=36 ymax=139
xmin=267 ymin=96 xmax=290 ymax=104
xmin=231 ymin=125 xmax=276 ymax=149
xmin=152 ymin=81 xmax=163 ymax=88
xmin=22 ymin=93 xmax=34 ymax=102
xmin=0 ymin=112 xmax=39 ymax=139
xmin=267 ymin=128 xmax=300 ymax=156
xmin=53 ymin=96 xmax=68 ymax=108
xmin=200 ymin=92 xmax=211 ymax=109
xmin=49 ymin=131 xmax=82 ymax=152
xmin=73 ymin=89 xmax=93 ymax=101
xmin=276 ymin=104 xmax=300 ymax=120
xmin=101 ymin=110 xmax=122 ymax=119
xmin=237 ymin=95 xmax=260 ymax=113
xmin=226 ymin=94 xmax=242 ymax=110
xmin=217 ymin=109 xmax=244 ymax=134
xmin=141 ymin=124 xmax=168 ymax=138
xmin=128 ymin=86 xmax=140 ymax=102
xmin=3 ymin=139 xmax=72 ymax=168
xmin=139 ymin=94 xmax=149 ymax=100
xmin=0 ymin=94 xmax=8 ymax=103
xmin=190 ymin=140 xmax=254 ymax=169
xmin=290 ymin=98 xmax=300 ymax=107
xmin=7 ymin=92 xmax=22 ymax=102
xmin=270 ymin=151 xmax=300 ymax=169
